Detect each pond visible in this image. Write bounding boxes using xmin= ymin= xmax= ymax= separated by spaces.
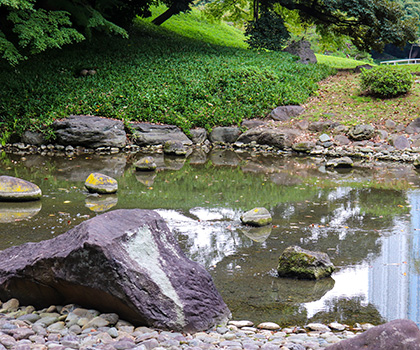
xmin=1 ymin=148 xmax=420 ymax=327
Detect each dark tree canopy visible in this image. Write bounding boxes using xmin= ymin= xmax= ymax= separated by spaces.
xmin=1 ymin=0 xmax=418 ymax=65
xmin=273 ymin=0 xmax=419 ymax=52
xmin=208 ymin=0 xmax=419 ymax=52
xmin=0 ymin=0 xmax=158 ymax=65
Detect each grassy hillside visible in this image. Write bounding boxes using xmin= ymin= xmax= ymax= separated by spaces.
xmin=316 ymin=54 xmax=376 ymax=69
xmin=0 ymin=8 xmax=334 ymax=142
xmin=139 ymin=6 xmax=248 ymax=49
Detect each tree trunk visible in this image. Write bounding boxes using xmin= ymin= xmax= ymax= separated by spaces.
xmin=152 ymin=4 xmax=179 ymax=26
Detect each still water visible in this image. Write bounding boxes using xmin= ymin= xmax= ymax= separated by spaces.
xmin=1 ymin=149 xmax=420 ymax=327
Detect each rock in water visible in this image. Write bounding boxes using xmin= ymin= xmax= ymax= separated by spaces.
xmin=0 ymin=209 xmax=230 ymax=332
xmin=53 ymin=115 xmax=126 ymax=148
xmin=163 ymin=141 xmax=188 ymax=156
xmin=240 ymin=207 xmax=272 ymax=227
xmin=0 ymin=176 xmax=42 ymax=201
xmin=277 ymin=246 xmax=335 ymax=280
xmin=85 ymin=173 xmax=118 ymax=194
xmin=325 ymin=319 xmax=420 ymax=350
xmin=325 ymin=157 xmax=354 ymax=168
xmin=134 ymin=157 xmax=157 ymax=171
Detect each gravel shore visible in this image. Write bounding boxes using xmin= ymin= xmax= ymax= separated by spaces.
xmin=0 ymin=298 xmax=373 ymax=350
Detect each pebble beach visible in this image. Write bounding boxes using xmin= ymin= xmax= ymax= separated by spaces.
xmin=0 ymin=298 xmax=373 ymax=350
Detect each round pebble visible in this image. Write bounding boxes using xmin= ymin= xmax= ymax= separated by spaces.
xmin=0 ymin=299 xmax=377 ymax=350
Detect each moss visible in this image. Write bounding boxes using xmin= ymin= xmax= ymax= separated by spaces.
xmin=277 ymin=247 xmax=335 ymax=280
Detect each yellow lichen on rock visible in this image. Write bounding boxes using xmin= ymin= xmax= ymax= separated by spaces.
xmin=0 ymin=176 xmax=42 ymax=201
xmin=85 ymin=173 xmax=118 ymax=194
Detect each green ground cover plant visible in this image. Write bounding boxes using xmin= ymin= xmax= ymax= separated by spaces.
xmin=0 ymin=10 xmax=334 ymax=141
xmin=360 ymin=66 xmax=414 ymax=98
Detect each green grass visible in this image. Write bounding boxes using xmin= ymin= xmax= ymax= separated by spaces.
xmin=0 ymin=7 xmax=334 ymax=141
xmin=139 ymin=6 xmax=248 ymax=49
xmin=315 ymin=54 xmax=376 ymax=69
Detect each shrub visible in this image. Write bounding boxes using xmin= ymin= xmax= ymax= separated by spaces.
xmin=360 ymin=66 xmax=414 ymax=98
xmin=245 ymin=10 xmax=290 ymax=51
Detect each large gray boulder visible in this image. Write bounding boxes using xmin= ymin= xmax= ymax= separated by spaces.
xmin=270 ymin=105 xmax=304 ymax=121
xmin=22 ymin=131 xmax=46 ymax=146
xmin=53 ymin=115 xmax=126 ymax=148
xmin=277 ymin=246 xmax=335 ymax=280
xmin=237 ymin=128 xmax=299 ymax=149
xmin=348 ymin=125 xmax=375 ymax=141
xmin=189 ymin=128 xmax=208 ymax=144
xmin=283 ymin=40 xmax=317 ymax=64
xmin=0 ymin=209 xmax=230 ymax=332
xmin=209 ymin=127 xmax=241 ymax=143
xmin=325 ymin=319 xmax=420 ymax=350
xmin=130 ymin=122 xmax=192 ymax=146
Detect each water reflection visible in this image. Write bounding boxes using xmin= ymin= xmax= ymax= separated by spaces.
xmin=240 ymin=225 xmax=272 ymax=243
xmin=0 ymin=201 xmax=42 ymax=222
xmin=85 ymin=195 xmax=118 ymax=212
xmin=1 ymin=150 xmax=420 ymax=326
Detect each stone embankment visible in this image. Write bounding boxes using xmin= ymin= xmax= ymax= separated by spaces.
xmin=4 ymin=114 xmax=420 ymax=164
xmin=0 ymin=298 xmax=377 ymax=350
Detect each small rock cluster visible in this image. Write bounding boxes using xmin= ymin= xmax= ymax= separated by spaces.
xmin=0 ymin=297 xmax=382 ymax=350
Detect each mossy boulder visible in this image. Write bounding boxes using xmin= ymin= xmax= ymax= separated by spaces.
xmin=135 ymin=156 xmax=157 ymax=171
xmin=84 ymin=173 xmax=118 ymax=194
xmin=0 ymin=176 xmax=42 ymax=201
xmin=240 ymin=207 xmax=272 ymax=227
xmin=163 ymin=140 xmax=188 ymax=156
xmin=277 ymin=246 xmax=335 ymax=280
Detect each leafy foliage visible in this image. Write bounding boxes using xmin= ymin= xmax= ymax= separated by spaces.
xmin=360 ymin=66 xmax=415 ymax=98
xmin=245 ymin=9 xmax=290 ymax=50
xmin=0 ymin=19 xmax=333 ymax=139
xmin=206 ymin=0 xmax=419 ymax=53
xmin=0 ymin=0 xmax=156 ymax=65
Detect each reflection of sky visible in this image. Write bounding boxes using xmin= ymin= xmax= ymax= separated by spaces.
xmin=303 ymin=265 xmax=369 ymax=318
xmin=157 ymin=191 xmax=420 ymax=325
xmin=156 ymin=208 xmax=243 ymax=267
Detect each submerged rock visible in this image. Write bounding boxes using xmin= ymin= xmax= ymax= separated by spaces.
xmin=84 ymin=173 xmax=118 ymax=194
xmin=0 ymin=209 xmax=230 ymax=332
xmin=0 ymin=176 xmax=42 ymax=201
xmin=240 ymin=207 xmax=272 ymax=227
xmin=277 ymin=246 xmax=335 ymax=280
